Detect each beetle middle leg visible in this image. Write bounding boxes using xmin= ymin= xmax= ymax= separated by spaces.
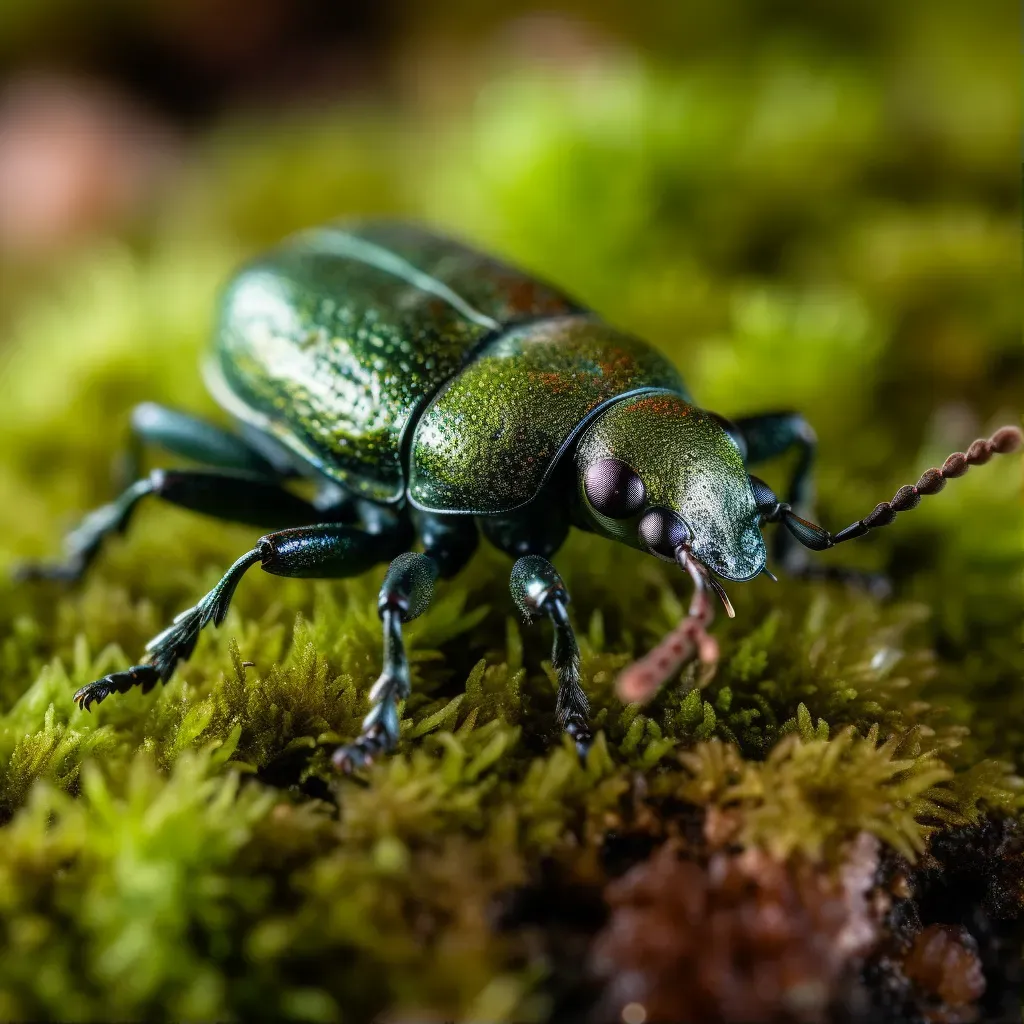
xmin=331 ymin=512 xmax=479 ymax=771
xmin=330 ymin=553 xmax=436 ymax=772
xmin=124 ymin=402 xmax=290 ymax=479
xmin=734 ymin=411 xmax=889 ymax=595
xmin=71 ymin=517 xmax=412 ymax=711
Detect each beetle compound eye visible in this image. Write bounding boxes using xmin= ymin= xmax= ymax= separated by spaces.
xmin=709 ymin=413 xmax=748 ymax=459
xmin=584 ymin=458 xmax=646 ymax=518
xmin=638 ymin=507 xmax=690 ymax=559
xmin=749 ymin=475 xmax=779 ymax=513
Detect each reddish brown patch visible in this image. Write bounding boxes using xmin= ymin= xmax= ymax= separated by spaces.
xmin=632 ymin=393 xmax=686 ymax=417
xmin=590 ymin=835 xmax=882 ymax=1024
xmin=500 ymin=271 xmax=574 ymax=318
xmin=903 ymin=924 xmax=986 ymax=1018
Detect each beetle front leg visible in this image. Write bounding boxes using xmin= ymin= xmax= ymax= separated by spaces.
xmin=735 ymin=411 xmax=889 ymax=594
xmin=732 ymin=411 xmax=816 ymax=560
xmin=510 ymin=555 xmax=591 ymax=759
xmin=72 ymin=521 xmax=408 ymax=711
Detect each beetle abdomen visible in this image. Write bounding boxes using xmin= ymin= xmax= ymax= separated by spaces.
xmin=409 ymin=316 xmax=688 ymax=514
xmin=207 ymin=223 xmax=581 ymax=502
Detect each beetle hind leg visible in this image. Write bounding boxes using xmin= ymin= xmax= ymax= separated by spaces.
xmin=16 ymin=478 xmax=156 ymax=583
xmin=17 ymin=470 xmax=321 ymax=585
xmin=510 ymin=555 xmax=592 ymax=760
xmin=17 ymin=402 xmax=298 ymax=585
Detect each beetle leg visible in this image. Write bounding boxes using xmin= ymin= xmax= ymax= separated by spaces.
xmin=509 ymin=555 xmax=591 ymax=761
xmin=16 ymin=470 xmax=325 ymax=584
xmin=332 ymin=552 xmax=438 ymax=773
xmin=734 ymin=411 xmax=889 ymax=594
xmin=330 ymin=516 xmax=477 ymax=772
xmin=72 ymin=546 xmax=265 ymax=710
xmin=17 ymin=477 xmax=155 ymax=583
xmin=71 ymin=520 xmax=410 ymax=712
xmin=732 ymin=411 xmax=816 ymax=542
xmin=125 ymin=402 xmax=287 ymax=480
xmin=411 ymin=510 xmax=479 ymax=579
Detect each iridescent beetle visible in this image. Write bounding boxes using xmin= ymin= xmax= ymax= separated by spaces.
xmin=19 ymin=223 xmax=1021 ymax=770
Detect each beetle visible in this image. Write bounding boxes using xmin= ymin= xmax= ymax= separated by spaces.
xmin=18 ymin=222 xmax=1022 ymax=771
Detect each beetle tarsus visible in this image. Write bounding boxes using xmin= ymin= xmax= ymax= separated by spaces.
xmin=74 ymin=663 xmax=161 ymax=710
xmin=144 ymin=548 xmax=263 ymax=680
xmin=331 ymin=662 xmax=407 ymax=774
xmin=73 ymin=679 xmax=111 ymax=711
xmin=332 ymin=721 xmax=397 ymax=774
xmin=556 ymin=664 xmax=591 ymax=761
xmin=562 ymin=712 xmax=592 ymax=763
xmin=70 ymin=547 xmax=262 ymax=711
xmin=16 ymin=480 xmax=156 ymax=585
xmin=14 ymin=557 xmax=88 ymax=584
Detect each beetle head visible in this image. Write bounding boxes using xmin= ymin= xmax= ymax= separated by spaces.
xmin=575 ymin=392 xmax=765 ymax=583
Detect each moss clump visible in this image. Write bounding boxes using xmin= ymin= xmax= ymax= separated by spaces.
xmin=0 ymin=4 xmax=1020 ymax=1020
xmin=674 ymin=730 xmax=975 ymax=862
xmin=0 ymin=746 xmax=273 ymax=1021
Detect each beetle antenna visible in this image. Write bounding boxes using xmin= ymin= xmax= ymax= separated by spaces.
xmin=761 ymin=565 xmax=778 ymax=582
xmin=616 ymin=548 xmax=720 ymax=704
xmin=761 ymin=425 xmax=1023 ymax=551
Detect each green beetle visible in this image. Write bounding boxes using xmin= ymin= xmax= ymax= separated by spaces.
xmin=19 ymin=222 xmax=1021 ymax=770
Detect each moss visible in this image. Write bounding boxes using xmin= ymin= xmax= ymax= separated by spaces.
xmin=672 ymin=730 xmax=989 ymax=862
xmin=0 ymin=4 xmax=1020 ymax=1020
xmin=0 ymin=746 xmax=273 ymax=1020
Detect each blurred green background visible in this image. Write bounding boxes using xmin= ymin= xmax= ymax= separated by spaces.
xmin=0 ymin=1 xmax=1020 ymax=1021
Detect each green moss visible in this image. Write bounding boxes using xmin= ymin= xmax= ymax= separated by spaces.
xmin=0 ymin=5 xmax=1020 ymax=1019
xmin=0 ymin=745 xmax=273 ymax=1020
xmin=671 ymin=730 xmax=1019 ymax=862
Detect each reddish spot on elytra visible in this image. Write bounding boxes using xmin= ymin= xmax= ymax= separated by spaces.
xmin=634 ymin=394 xmax=683 ymax=417
xmin=502 ymin=274 xmax=574 ymax=317
xmin=530 ymin=370 xmax=571 ymax=393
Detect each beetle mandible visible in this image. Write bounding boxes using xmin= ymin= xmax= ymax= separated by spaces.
xmin=18 ymin=222 xmax=1022 ymax=771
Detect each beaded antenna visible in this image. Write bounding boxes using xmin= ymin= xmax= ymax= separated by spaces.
xmin=618 ymin=425 xmax=1023 ymax=705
